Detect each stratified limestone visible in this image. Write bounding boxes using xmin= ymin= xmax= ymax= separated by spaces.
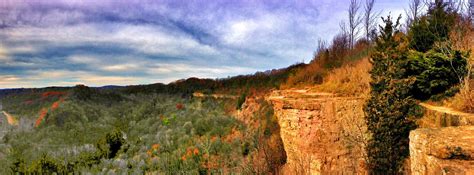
xmin=268 ymin=89 xmax=367 ymax=174
xmin=410 ymin=126 xmax=474 ymax=175
xmin=418 ymin=103 xmax=474 ymax=128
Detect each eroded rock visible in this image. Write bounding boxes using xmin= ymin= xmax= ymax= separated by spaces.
xmin=410 ymin=126 xmax=474 ymax=175
xmin=268 ymin=89 xmax=368 ymax=174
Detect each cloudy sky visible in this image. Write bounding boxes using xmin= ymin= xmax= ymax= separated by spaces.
xmin=0 ymin=0 xmax=409 ymax=88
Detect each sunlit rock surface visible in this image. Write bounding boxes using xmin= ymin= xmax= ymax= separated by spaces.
xmin=410 ymin=126 xmax=474 ymax=175
xmin=268 ymin=89 xmax=367 ymax=174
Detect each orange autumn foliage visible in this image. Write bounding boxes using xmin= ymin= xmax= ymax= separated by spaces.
xmin=35 ymin=108 xmax=48 ymax=127
xmin=181 ymin=147 xmax=200 ymax=161
xmin=193 ymin=148 xmax=199 ymax=155
xmin=34 ymin=98 xmax=65 ymax=127
xmin=186 ymin=148 xmax=193 ymax=156
xmin=176 ymin=103 xmax=184 ymax=110
xmin=147 ymin=150 xmax=152 ymax=156
xmin=51 ymin=102 xmax=60 ymax=110
xmin=41 ymin=91 xmax=66 ymax=101
xmin=211 ymin=136 xmax=218 ymax=142
xmin=147 ymin=143 xmax=161 ymax=158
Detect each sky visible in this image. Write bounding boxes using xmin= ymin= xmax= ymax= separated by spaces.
xmin=0 ymin=0 xmax=409 ymax=88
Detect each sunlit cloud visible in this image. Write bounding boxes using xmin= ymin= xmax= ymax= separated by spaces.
xmin=101 ymin=64 xmax=141 ymax=72
xmin=0 ymin=0 xmax=410 ymax=88
xmin=0 ymin=45 xmax=8 ymax=61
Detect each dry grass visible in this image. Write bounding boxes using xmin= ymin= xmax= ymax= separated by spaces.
xmin=447 ymin=71 xmax=474 ymax=113
xmin=281 ymin=61 xmax=325 ymax=89
xmin=445 ymin=25 xmax=474 ymax=113
xmin=310 ymin=58 xmax=371 ymax=97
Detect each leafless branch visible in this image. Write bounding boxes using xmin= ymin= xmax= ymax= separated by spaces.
xmin=405 ymin=0 xmax=423 ymax=27
xmin=349 ymin=0 xmax=363 ymax=49
xmin=364 ymin=0 xmax=379 ymax=42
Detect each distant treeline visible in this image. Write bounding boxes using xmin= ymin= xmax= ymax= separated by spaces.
xmin=0 ymin=63 xmax=306 ymax=99
xmin=121 ymin=63 xmax=305 ymax=95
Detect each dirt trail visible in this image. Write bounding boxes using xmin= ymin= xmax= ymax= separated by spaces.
xmin=419 ymin=103 xmax=474 ymax=117
xmin=2 ymin=111 xmax=18 ymax=126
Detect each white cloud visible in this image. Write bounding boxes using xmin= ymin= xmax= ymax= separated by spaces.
xmin=111 ymin=25 xmax=220 ymax=57
xmin=0 ymin=69 xmax=144 ymax=88
xmin=68 ymin=55 xmax=101 ymax=64
xmin=148 ymin=63 xmax=257 ymax=78
xmin=101 ymin=64 xmax=140 ymax=72
xmin=0 ymin=45 xmax=9 ymax=61
xmin=0 ymin=0 xmax=413 ymax=88
xmin=79 ymin=75 xmax=139 ymax=86
xmin=221 ymin=14 xmax=280 ymax=45
xmin=2 ymin=23 xmax=221 ymax=59
xmin=0 ymin=75 xmax=20 ymax=81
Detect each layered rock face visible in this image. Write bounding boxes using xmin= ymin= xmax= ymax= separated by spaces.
xmin=410 ymin=126 xmax=474 ymax=175
xmin=268 ymin=90 xmax=367 ymax=174
xmin=267 ymin=88 xmax=474 ymax=174
xmin=410 ymin=104 xmax=474 ymax=174
xmin=418 ymin=103 xmax=474 ymax=128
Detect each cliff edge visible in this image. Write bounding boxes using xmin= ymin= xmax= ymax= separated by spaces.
xmin=268 ymin=89 xmax=368 ymax=174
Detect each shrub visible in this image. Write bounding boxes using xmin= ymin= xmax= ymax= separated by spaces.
xmin=403 ymin=49 xmax=468 ymax=100
xmin=28 ymin=154 xmax=65 ymax=174
xmin=96 ymin=129 xmax=126 ymax=159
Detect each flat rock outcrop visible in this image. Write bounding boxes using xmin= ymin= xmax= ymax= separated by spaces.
xmin=418 ymin=103 xmax=474 ymax=128
xmin=268 ymin=89 xmax=367 ymax=174
xmin=410 ymin=126 xmax=474 ymax=175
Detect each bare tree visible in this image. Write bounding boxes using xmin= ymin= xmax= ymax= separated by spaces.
xmin=316 ymin=38 xmax=328 ymax=55
xmin=405 ymin=0 xmax=423 ymax=27
xmin=364 ymin=0 xmax=379 ymax=42
xmin=340 ymin=21 xmax=349 ymax=36
xmin=469 ymin=0 xmax=474 ymax=19
xmin=446 ymin=0 xmax=468 ymax=14
xmin=348 ymin=0 xmax=363 ymax=49
xmin=339 ymin=20 xmax=351 ymax=50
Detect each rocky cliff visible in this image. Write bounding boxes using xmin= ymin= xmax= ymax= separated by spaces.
xmin=410 ymin=104 xmax=474 ymax=175
xmin=410 ymin=126 xmax=474 ymax=175
xmin=268 ymin=89 xmax=367 ymax=174
xmin=267 ymin=88 xmax=474 ymax=174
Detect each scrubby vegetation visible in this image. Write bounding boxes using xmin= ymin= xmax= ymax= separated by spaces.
xmin=311 ymin=57 xmax=371 ymax=96
xmin=365 ymin=0 xmax=470 ymax=173
xmin=0 ymin=86 xmax=283 ymax=174
xmin=282 ymin=36 xmax=370 ymax=89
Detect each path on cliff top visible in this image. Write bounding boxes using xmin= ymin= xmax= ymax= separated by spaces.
xmin=270 ymin=89 xmax=474 ymax=117
xmin=419 ymin=103 xmax=474 ymax=116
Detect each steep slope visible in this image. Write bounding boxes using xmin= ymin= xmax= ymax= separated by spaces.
xmin=267 ymin=89 xmax=367 ymax=174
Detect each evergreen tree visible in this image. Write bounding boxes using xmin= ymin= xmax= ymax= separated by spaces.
xmin=365 ymin=8 xmax=468 ymax=174
xmin=408 ymin=0 xmax=456 ymax=52
xmin=365 ymin=15 xmax=421 ymax=174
